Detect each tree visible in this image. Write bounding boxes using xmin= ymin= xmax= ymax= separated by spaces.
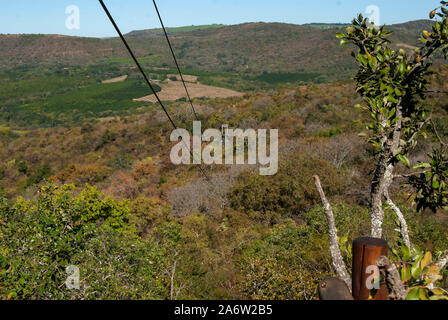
xmin=316 ymin=2 xmax=448 ymax=298
xmin=0 ymin=183 xmax=170 ymax=299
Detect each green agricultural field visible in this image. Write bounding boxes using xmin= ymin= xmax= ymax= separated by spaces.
xmin=0 ymin=78 xmax=160 ymax=128
xmin=0 ymin=75 xmax=97 ymax=106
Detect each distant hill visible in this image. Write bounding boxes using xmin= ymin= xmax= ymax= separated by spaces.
xmin=125 ymin=24 xmax=226 ymax=37
xmin=303 ymin=23 xmax=351 ymax=30
xmin=0 ymin=20 xmax=437 ymax=83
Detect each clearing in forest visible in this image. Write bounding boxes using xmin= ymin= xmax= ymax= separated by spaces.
xmin=102 ymin=75 xmax=128 ymax=84
xmin=166 ymin=74 xmax=198 ymax=82
xmin=133 ymin=80 xmax=243 ymax=102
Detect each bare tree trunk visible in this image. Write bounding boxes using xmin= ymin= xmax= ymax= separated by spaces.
xmin=377 ymin=256 xmax=407 ymax=300
xmin=370 ymin=143 xmax=393 ymax=238
xmin=370 ymin=101 xmax=403 ymax=238
xmin=314 ymin=175 xmax=352 ymax=290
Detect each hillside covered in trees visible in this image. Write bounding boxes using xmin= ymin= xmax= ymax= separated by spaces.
xmin=1 ymin=9 xmax=448 ymax=300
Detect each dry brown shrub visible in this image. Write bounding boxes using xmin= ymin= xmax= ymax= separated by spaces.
xmin=167 ymin=165 xmax=254 ymax=218
xmin=104 ymin=171 xmax=138 ymax=199
xmin=51 ymin=164 xmax=110 ymax=185
xmin=252 ymin=96 xmax=275 ymax=111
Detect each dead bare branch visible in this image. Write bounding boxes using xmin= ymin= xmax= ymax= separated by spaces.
xmin=170 ymin=259 xmax=178 ymax=300
xmin=377 ymin=256 xmax=407 ymax=300
xmin=313 ymin=175 xmax=352 ymax=290
xmin=430 ymin=118 xmax=447 ymax=147
xmin=384 ymin=191 xmax=412 ymax=249
xmin=436 ymin=254 xmax=448 ymax=270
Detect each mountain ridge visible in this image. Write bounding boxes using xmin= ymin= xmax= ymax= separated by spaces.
xmin=0 ymin=20 xmax=435 ymax=83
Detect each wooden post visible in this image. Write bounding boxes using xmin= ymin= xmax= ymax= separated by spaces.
xmin=352 ymin=237 xmax=388 ymax=300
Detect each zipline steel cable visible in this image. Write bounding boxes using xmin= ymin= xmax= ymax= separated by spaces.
xmin=152 ymin=0 xmax=200 ymax=120
xmin=98 ymin=0 xmax=212 ymax=182
xmin=98 ymin=0 xmax=177 ymax=130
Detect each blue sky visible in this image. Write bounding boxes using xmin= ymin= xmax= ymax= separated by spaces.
xmin=0 ymin=0 xmax=443 ymax=38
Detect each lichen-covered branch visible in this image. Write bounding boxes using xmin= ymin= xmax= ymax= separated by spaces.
xmin=377 ymin=256 xmax=407 ymax=300
xmin=384 ymin=192 xmax=412 ymax=249
xmin=313 ymin=175 xmax=352 ymax=290
xmin=370 ymin=102 xmax=402 ymax=239
xmin=436 ymin=254 xmax=448 ymax=270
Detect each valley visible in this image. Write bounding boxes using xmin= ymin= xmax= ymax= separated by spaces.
xmin=1 ymin=16 xmax=448 ymax=300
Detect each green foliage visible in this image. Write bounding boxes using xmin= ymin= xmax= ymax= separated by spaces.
xmin=111 ymin=152 xmax=134 ymax=170
xmin=238 ymin=221 xmax=328 ymax=299
xmin=230 ymin=154 xmax=345 ymax=222
xmin=409 ymin=148 xmax=448 ymax=212
xmin=340 ymin=15 xmax=429 ymax=155
xmin=340 ymin=2 xmax=448 ymax=213
xmin=0 ymin=9 xmax=447 ymax=300
xmin=17 ymin=161 xmax=28 ymax=175
xmin=0 ymin=183 xmax=171 ymax=299
xmin=390 ymin=244 xmax=448 ymax=300
xmin=0 ymin=79 xmax=159 ymax=127
xmin=26 ymin=164 xmax=52 ymax=186
xmin=98 ymin=129 xmax=117 ymax=149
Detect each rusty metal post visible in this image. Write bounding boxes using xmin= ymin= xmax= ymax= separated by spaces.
xmin=352 ymin=237 xmax=388 ymax=300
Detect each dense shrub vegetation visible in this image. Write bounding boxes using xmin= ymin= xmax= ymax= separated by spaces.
xmin=0 ymin=63 xmax=447 ymax=299
xmin=1 ymin=12 xmax=448 ymax=299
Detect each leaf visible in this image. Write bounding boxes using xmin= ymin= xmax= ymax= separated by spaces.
xmin=397 ymin=154 xmax=410 ymax=168
xmin=413 ymin=162 xmax=430 ymax=169
xmin=391 ymin=247 xmax=400 ymax=260
xmin=401 ymin=244 xmax=412 ymax=260
xmin=357 ymin=54 xmax=368 ymax=65
xmin=401 ymin=266 xmax=411 ymax=282
xmin=420 ymin=252 xmax=432 ymax=270
xmin=336 ymin=32 xmax=345 ymax=39
xmin=406 ymin=287 xmax=420 ymax=300
xmin=358 ymin=132 xmax=368 ymax=137
xmin=399 ymin=62 xmax=407 ymax=74
xmin=429 ymin=295 xmax=448 ymax=300
xmin=411 ymin=263 xmax=422 ymax=279
xmin=394 ymin=88 xmax=403 ymax=97
xmin=432 ymin=175 xmax=440 ymax=189
xmin=388 ymin=108 xmax=396 ymax=118
xmin=387 ymin=94 xmax=398 ymax=103
xmin=418 ymin=287 xmax=429 ymax=300
xmin=424 ymin=265 xmax=441 ymax=276
xmin=339 ymin=39 xmax=349 ymax=46
xmin=431 ymin=288 xmax=446 ymax=295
